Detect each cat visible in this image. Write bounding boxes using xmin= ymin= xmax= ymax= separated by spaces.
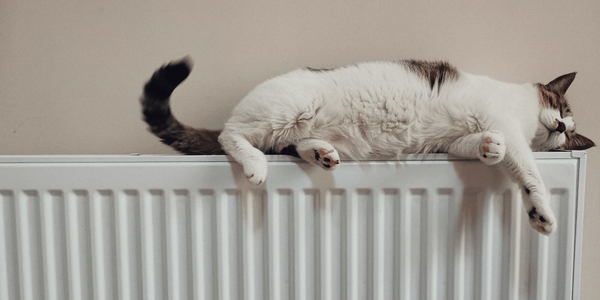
xmin=141 ymin=57 xmax=594 ymax=235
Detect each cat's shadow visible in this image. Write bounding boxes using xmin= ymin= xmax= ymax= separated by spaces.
xmin=227 ymin=155 xmax=336 ymax=230
xmin=450 ymin=159 xmax=519 ymax=247
xmin=227 ymin=156 xmax=519 ymax=239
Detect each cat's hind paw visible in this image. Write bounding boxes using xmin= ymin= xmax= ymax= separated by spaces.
xmin=479 ymin=131 xmax=506 ymax=165
xmin=296 ymin=139 xmax=341 ymax=171
xmin=314 ymin=148 xmax=341 ymax=170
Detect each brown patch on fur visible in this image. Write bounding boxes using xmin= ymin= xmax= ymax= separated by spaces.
xmin=400 ymin=60 xmax=459 ymax=91
xmin=537 ymin=84 xmax=563 ymax=110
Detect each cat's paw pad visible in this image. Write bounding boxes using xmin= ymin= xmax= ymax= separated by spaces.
xmin=479 ymin=131 xmax=506 ymax=165
xmin=242 ymin=157 xmax=268 ymax=185
xmin=527 ymin=205 xmax=557 ymax=235
xmin=314 ymin=148 xmax=340 ymax=170
xmin=296 ymin=139 xmax=340 ymax=170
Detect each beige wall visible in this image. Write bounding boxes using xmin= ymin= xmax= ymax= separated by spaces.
xmin=1 ymin=0 xmax=598 ymax=296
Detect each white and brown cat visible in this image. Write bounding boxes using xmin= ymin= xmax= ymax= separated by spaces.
xmin=141 ymin=57 xmax=594 ymax=235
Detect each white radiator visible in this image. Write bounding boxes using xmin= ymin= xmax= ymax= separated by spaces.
xmin=0 ymin=152 xmax=587 ymax=300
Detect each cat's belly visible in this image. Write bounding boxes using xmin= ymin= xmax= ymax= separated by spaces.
xmin=304 ymin=86 xmax=434 ymax=159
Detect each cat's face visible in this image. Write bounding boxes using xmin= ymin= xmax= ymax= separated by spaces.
xmin=532 ymin=73 xmax=595 ymax=151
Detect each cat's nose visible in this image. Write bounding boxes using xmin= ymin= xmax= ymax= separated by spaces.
xmin=556 ymin=121 xmax=566 ymax=133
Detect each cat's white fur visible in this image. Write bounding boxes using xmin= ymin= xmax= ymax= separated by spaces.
xmin=217 ymin=61 xmax=574 ymax=235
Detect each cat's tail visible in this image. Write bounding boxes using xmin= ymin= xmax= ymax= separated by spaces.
xmin=140 ymin=57 xmax=225 ymax=155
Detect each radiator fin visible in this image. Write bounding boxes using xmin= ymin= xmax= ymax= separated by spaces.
xmin=42 ymin=190 xmax=69 ymax=300
xmin=0 ymin=190 xmax=19 ymax=300
xmin=141 ymin=190 xmax=168 ymax=300
xmin=194 ymin=189 xmax=218 ymax=300
xmin=117 ymin=190 xmax=143 ymax=300
xmin=66 ymin=190 xmax=94 ymax=300
xmin=19 ymin=190 xmax=45 ymax=300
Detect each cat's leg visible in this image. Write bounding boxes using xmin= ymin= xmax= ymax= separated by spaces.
xmin=450 ymin=131 xmax=555 ymax=234
xmin=503 ymin=139 xmax=556 ymax=235
xmin=295 ymin=139 xmax=341 ymax=170
xmin=218 ymin=131 xmax=268 ymax=185
xmin=447 ymin=130 xmax=506 ymax=165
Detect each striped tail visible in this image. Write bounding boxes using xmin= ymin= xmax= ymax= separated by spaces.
xmin=140 ymin=57 xmax=225 ymax=155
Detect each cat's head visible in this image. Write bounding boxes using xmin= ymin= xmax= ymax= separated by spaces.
xmin=533 ymin=73 xmax=595 ymax=151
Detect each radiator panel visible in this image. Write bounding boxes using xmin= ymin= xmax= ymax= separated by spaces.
xmin=0 ymin=153 xmax=586 ymax=300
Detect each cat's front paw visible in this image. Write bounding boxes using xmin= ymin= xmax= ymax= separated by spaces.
xmin=314 ymin=148 xmax=340 ymax=170
xmin=479 ymin=131 xmax=506 ymax=165
xmin=242 ymin=156 xmax=268 ymax=185
xmin=527 ymin=206 xmax=557 ymax=235
xmin=525 ymin=192 xmax=557 ymax=235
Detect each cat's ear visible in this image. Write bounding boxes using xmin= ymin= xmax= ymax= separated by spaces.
xmin=546 ymin=72 xmax=577 ymax=95
xmin=560 ymin=133 xmax=596 ymax=150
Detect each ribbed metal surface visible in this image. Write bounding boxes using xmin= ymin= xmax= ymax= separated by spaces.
xmin=0 ymin=153 xmax=586 ymax=300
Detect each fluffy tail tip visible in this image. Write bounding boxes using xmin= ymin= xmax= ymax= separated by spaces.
xmin=144 ymin=56 xmax=194 ymax=99
xmin=162 ymin=56 xmax=193 ymax=84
